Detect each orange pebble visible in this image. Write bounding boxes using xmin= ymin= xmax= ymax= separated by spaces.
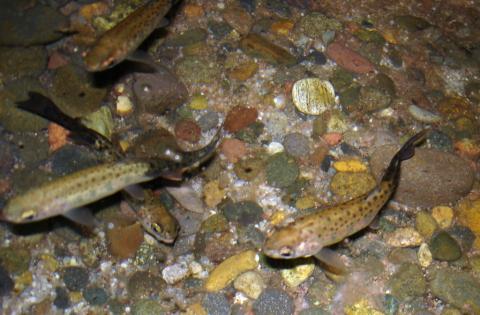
xmin=48 ymin=123 xmax=69 ymax=152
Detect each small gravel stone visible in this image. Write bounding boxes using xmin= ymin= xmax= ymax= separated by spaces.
xmin=127 ymin=271 xmax=166 ymax=300
xmin=162 ymin=262 xmax=190 ymax=284
xmin=224 ymin=106 xmax=258 ymax=133
xmin=0 ymin=265 xmax=13 ymax=297
xmin=280 ymin=260 xmax=315 ymax=287
xmin=63 ymin=266 xmax=89 ymax=291
xmin=388 ymin=263 xmax=426 ymax=302
xmin=417 ymin=243 xmax=433 ymax=267
xmin=283 ymin=133 xmax=310 ymax=157
xmin=131 ymin=299 xmax=166 ymax=315
xmin=0 ymin=247 xmax=31 ymax=275
xmin=253 ymin=288 xmax=294 ymax=315
xmin=386 ymin=227 xmax=423 ymax=247
xmin=292 ymin=79 xmax=336 ymax=115
xmin=107 ymin=223 xmax=144 ymax=259
xmin=202 ymin=293 xmax=231 ymax=315
xmin=175 ymin=119 xmax=201 ymax=143
xmin=266 ymin=153 xmax=299 ymax=188
xmin=330 ymin=172 xmax=376 ymax=199
xmin=429 ymin=231 xmax=462 ymax=261
xmin=415 ymin=211 xmax=438 ymax=238
xmin=234 ymin=271 xmax=266 ymax=299
xmin=240 ymin=33 xmax=296 ymax=65
xmin=222 ymin=200 xmax=263 ymax=226
xmin=53 ymin=287 xmax=70 ymax=309
xmin=431 ymin=206 xmax=454 ymax=229
xmin=83 ymin=286 xmax=108 ymax=305
xmin=234 ymin=157 xmax=265 ymax=181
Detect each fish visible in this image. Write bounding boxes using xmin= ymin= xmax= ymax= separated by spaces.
xmin=1 ymin=128 xmax=221 ymax=227
xmin=83 ymin=0 xmax=172 ymax=72
xmin=263 ymin=130 xmax=428 ymax=271
xmin=124 ymin=189 xmax=179 ymax=243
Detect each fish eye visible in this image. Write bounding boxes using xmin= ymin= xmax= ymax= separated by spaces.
xmin=151 ymin=223 xmax=162 ymax=234
xmin=280 ymin=246 xmax=293 ymax=258
xmin=20 ymin=209 xmax=37 ymax=221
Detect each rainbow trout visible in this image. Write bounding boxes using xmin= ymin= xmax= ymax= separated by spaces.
xmin=84 ymin=0 xmax=172 ymax=72
xmin=1 ymin=129 xmax=220 ymax=227
xmin=263 ymin=131 xmax=427 ymax=270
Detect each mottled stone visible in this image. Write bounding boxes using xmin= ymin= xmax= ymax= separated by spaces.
xmin=330 ymin=172 xmax=376 ymax=200
xmin=429 ymin=231 xmax=462 ymax=261
xmin=326 ymin=43 xmax=375 ymax=73
xmin=0 ymin=264 xmax=13 ymax=297
xmin=202 ymin=293 xmax=231 ymax=315
xmin=388 ymin=263 xmax=426 ymax=302
xmin=127 ymin=271 xmax=165 ymax=300
xmin=83 ymin=286 xmax=108 ymax=305
xmin=62 ymin=266 xmax=89 ymax=291
xmin=0 ymin=247 xmax=31 ymax=275
xmin=234 ymin=271 xmax=265 ymax=299
xmin=240 ymin=33 xmax=296 ymax=65
xmin=0 ymin=46 xmax=47 ymax=82
xmin=221 ymin=200 xmax=263 ymax=226
xmin=283 ymin=133 xmax=310 ymax=157
xmin=224 ymin=106 xmax=258 ymax=133
xmin=253 ymin=289 xmax=294 ymax=315
xmin=266 ymin=153 xmax=299 ymax=188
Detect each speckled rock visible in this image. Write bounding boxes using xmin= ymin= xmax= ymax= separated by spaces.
xmin=388 ymin=263 xmax=426 ymax=302
xmin=370 ymin=147 xmax=474 ymax=208
xmin=0 ymin=247 xmax=31 ymax=275
xmin=253 ymin=288 xmax=294 ymax=315
xmin=330 ymin=172 xmax=376 ymax=199
xmin=202 ymin=293 xmax=231 ymax=315
xmin=224 ymin=106 xmax=258 ymax=133
xmin=175 ymin=56 xmax=220 ymax=85
xmin=175 ymin=119 xmax=201 ymax=143
xmin=62 ymin=266 xmax=89 ymax=291
xmin=429 ymin=231 xmax=462 ymax=261
xmin=234 ymin=157 xmax=265 ymax=181
xmin=0 ymin=264 xmax=13 ymax=297
xmin=207 ymin=20 xmax=232 ymax=39
xmin=386 ymin=227 xmax=423 ymax=247
xmin=0 ymin=2 xmax=69 ymax=46
xmin=430 ymin=269 xmax=480 ymax=313
xmin=162 ymin=261 xmax=191 ymax=284
xmin=356 ymin=86 xmax=392 ymax=112
xmin=221 ymin=200 xmax=263 ymax=226
xmin=223 ymin=3 xmax=252 ymax=35
xmin=294 ymin=12 xmax=342 ymax=40
xmin=292 ymin=79 xmax=336 ymax=115
xmin=53 ymin=287 xmax=70 ymax=309
xmin=326 ymin=43 xmax=375 ymax=74
xmin=127 ymin=271 xmax=165 ymax=300
xmin=280 ymin=259 xmax=315 ymax=287
xmin=128 ymin=128 xmax=181 ymax=160
xmin=283 ymin=133 xmax=310 ymax=157
xmin=0 ymin=46 xmax=47 ymax=82
xmin=131 ymin=299 xmax=166 ymax=315
xmin=266 ymin=153 xmax=299 ymax=188
xmin=132 ymin=67 xmax=188 ymax=114
xmin=198 ymin=111 xmax=220 ymax=131
xmin=83 ymin=286 xmax=108 ymax=305
xmin=234 ymin=271 xmax=265 ymax=299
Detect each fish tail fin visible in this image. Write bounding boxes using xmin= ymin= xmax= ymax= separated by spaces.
xmin=381 ymin=130 xmax=428 ymax=182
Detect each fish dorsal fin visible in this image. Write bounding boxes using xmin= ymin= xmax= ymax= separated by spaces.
xmin=63 ymin=207 xmax=95 ymax=227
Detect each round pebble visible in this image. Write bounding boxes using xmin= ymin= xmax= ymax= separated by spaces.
xmin=53 ymin=287 xmax=70 ymax=309
xmin=429 ymin=231 xmax=462 ymax=261
xmin=266 ymin=153 xmax=299 ymax=188
xmin=417 ymin=243 xmax=433 ymax=267
xmin=280 ymin=260 xmax=315 ymax=287
xmin=283 ymin=133 xmax=310 ymax=157
xmin=162 ymin=262 xmax=190 ymax=284
xmin=388 ymin=263 xmax=426 ymax=302
xmin=127 ymin=271 xmax=166 ymax=300
xmin=415 ymin=211 xmax=438 ymax=238
xmin=431 ymin=206 xmax=454 ymax=229
xmin=83 ymin=286 xmax=108 ymax=306
xmin=233 ymin=271 xmax=266 ymax=299
xmin=63 ymin=266 xmax=89 ymax=291
xmin=198 ymin=111 xmax=220 ymax=131
xmin=202 ymin=293 xmax=230 ymax=315
xmin=0 ymin=247 xmax=31 ymax=275
xmin=234 ymin=157 xmax=265 ymax=181
xmin=222 ymin=200 xmax=263 ymax=226
xmin=330 ymin=172 xmax=376 ymax=199
xmin=175 ymin=119 xmax=201 ymax=143
xmin=224 ymin=106 xmax=258 ymax=133
xmin=292 ymin=78 xmax=335 ymax=115
xmin=386 ymin=227 xmax=423 ymax=247
xmin=253 ymin=288 xmax=294 ymax=315
xmin=408 ymin=104 xmax=441 ymax=123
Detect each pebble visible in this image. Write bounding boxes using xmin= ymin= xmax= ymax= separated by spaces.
xmin=332 ymin=159 xmax=368 ymax=172
xmin=83 ymin=286 xmax=108 ymax=306
xmin=127 ymin=271 xmax=165 ymax=300
xmin=454 ymin=138 xmax=480 ymax=160
xmin=198 ymin=111 xmax=220 ymax=131
xmin=326 ymin=42 xmax=375 ymax=73
xmin=429 ymin=231 xmax=462 ymax=261
xmin=408 ymin=104 xmax=442 ymax=123
xmin=356 ymin=86 xmax=392 ymax=113
xmin=330 ymin=172 xmax=376 ymax=199
xmin=204 ymin=250 xmax=258 ymax=292
xmin=295 ymin=12 xmax=342 ymax=40
xmin=266 ymin=153 xmax=299 ymax=188
xmin=0 ymin=247 xmax=31 ymax=275
xmin=189 ymin=94 xmax=208 ymax=110
xmin=430 ymin=269 xmax=480 ymax=313
xmin=131 ymin=299 xmax=166 ymax=315
xmin=116 ymin=95 xmax=133 ymax=116
xmin=233 ymin=271 xmax=265 ymax=299
xmin=280 ymin=259 xmax=315 ymax=287
xmin=0 ymin=265 xmax=13 ymax=297
xmin=417 ymin=243 xmax=433 ymax=267
xmin=415 ymin=211 xmax=438 ymax=238
xmin=186 ymin=303 xmax=207 ymax=315
xmin=344 ymin=299 xmax=384 ymax=315
xmin=175 ymin=56 xmax=221 ymax=85
xmin=386 ymin=227 xmax=423 ymax=247
xmin=220 ymin=138 xmax=247 ymax=163
xmin=128 ymin=128 xmax=181 ymax=160
xmin=240 ymin=33 xmax=297 ymax=65
xmin=62 ymin=266 xmax=89 ymax=292
xmin=292 ymin=79 xmax=336 ymax=115
xmin=229 ymin=61 xmax=259 ymax=81
xmin=387 ymin=263 xmax=426 ymax=302
xmin=370 ymin=146 xmax=474 ymax=208
xmin=222 ymin=200 xmax=263 ymax=226
xmin=107 ymin=222 xmax=144 ymax=259
xmin=457 ymin=198 xmax=480 ymax=249
xmin=323 ymin=132 xmax=343 ymax=146
xmin=224 ymin=106 xmax=258 ymax=133
xmin=53 ymin=287 xmax=70 ymax=309
xmin=167 ymin=28 xmax=207 ymax=47
xmin=200 ymin=214 xmax=229 ymax=234
xmin=15 ymin=271 xmax=33 ymax=293
xmin=203 ymin=180 xmax=225 ymax=208
xmin=201 ymin=293 xmax=230 ymax=315
xmin=175 ymin=119 xmax=201 ymax=143
xmin=162 ymin=262 xmax=190 ymax=284
xmin=234 ymin=157 xmax=265 ymax=181
xmin=207 ymin=20 xmax=232 ymax=39
xmin=253 ymin=288 xmax=294 ymax=315
xmin=0 ymin=46 xmax=47 ymax=82
xmin=300 ymin=307 xmax=329 ymax=315
xmin=222 ymin=4 xmax=252 ymax=35
xmin=283 ymin=133 xmax=310 ymax=157
xmin=431 ymin=206 xmax=454 ymax=229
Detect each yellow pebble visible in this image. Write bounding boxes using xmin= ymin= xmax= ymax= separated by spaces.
xmin=345 ymin=299 xmax=384 ymax=315
xmin=280 ymin=259 xmax=315 ymax=287
xmin=203 ymin=180 xmax=225 ymax=208
xmin=333 ymin=159 xmax=368 ymax=172
xmin=185 ymin=303 xmax=207 ymax=315
xmin=457 ymin=198 xmax=480 ymax=249
xmin=417 ymin=243 xmax=432 ymax=268
xmin=39 ymin=254 xmax=58 ymax=272
xmin=14 ymin=271 xmax=33 ymax=293
xmin=269 ymin=211 xmax=287 ymax=226
xmin=295 ymin=196 xmax=316 ymax=210
xmin=189 ymin=94 xmax=208 ymax=110
xmin=205 ymin=250 xmax=258 ymax=292
xmin=431 ymin=206 xmax=454 ymax=229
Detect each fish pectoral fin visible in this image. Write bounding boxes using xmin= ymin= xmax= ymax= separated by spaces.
xmin=123 ymin=184 xmax=145 ymax=201
xmin=63 ymin=207 xmax=95 ymax=227
xmin=126 ymin=50 xmax=159 ymax=72
xmin=314 ymin=247 xmax=348 ymax=275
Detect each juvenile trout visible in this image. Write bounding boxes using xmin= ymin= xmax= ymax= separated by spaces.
xmin=1 ymin=129 xmax=220 ymax=226
xmin=263 ymin=131 xmax=427 ymax=265
xmin=84 ymin=0 xmax=172 ymax=72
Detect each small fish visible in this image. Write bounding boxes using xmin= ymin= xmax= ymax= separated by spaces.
xmin=1 ymin=129 xmax=220 ymax=226
xmin=125 ymin=189 xmax=179 ymax=243
xmin=263 ymin=131 xmax=427 ymax=271
xmin=83 ymin=0 xmax=172 ymax=72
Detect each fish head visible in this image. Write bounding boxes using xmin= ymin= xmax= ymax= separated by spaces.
xmin=263 ymin=225 xmax=322 ymax=259
xmin=83 ymin=45 xmax=118 ymax=72
xmin=2 ymin=197 xmax=41 ymax=224
xmin=138 ymin=205 xmax=180 ymax=244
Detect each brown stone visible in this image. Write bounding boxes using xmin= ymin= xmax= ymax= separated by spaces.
xmin=107 ymin=223 xmax=144 ymax=259
xmin=220 ymin=138 xmax=247 ymax=163
xmin=326 ymin=42 xmax=375 ymax=73
xmin=224 ymin=106 xmax=258 ymax=133
xmin=174 ymin=119 xmax=201 ymax=143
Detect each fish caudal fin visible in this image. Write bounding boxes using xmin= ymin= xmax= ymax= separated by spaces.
xmin=381 ymin=130 xmax=428 ymax=182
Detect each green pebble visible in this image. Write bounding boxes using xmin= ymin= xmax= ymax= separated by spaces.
xmin=354 ymin=29 xmax=386 ymax=44
xmin=394 ymin=15 xmax=431 ymax=32
xmin=175 ymin=56 xmax=220 ymax=85
xmin=383 ymin=294 xmax=399 ymax=315
xmin=166 ymin=28 xmax=207 ymax=47
xmin=415 ymin=211 xmax=438 ymax=238
xmin=131 ymin=299 xmax=166 ymax=315
xmin=134 ymin=243 xmax=166 ymax=267
xmin=83 ymin=286 xmax=108 ymax=305
xmin=357 ymin=86 xmax=392 ymax=113
xmin=266 ymin=153 xmax=299 ymax=188
xmin=235 ymin=122 xmax=265 ymax=144
xmin=330 ymin=68 xmax=354 ymax=92
xmin=429 ymin=231 xmax=462 ymax=261
xmin=388 ymin=263 xmax=426 ymax=302
xmin=0 ymin=247 xmax=31 ymax=275
xmin=339 ymin=85 xmax=361 ymax=111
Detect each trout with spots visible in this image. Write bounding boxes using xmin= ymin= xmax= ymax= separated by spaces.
xmin=0 ymin=127 xmax=220 ymax=227
xmin=263 ymin=130 xmax=427 ymax=271
xmin=83 ymin=0 xmax=172 ymax=72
